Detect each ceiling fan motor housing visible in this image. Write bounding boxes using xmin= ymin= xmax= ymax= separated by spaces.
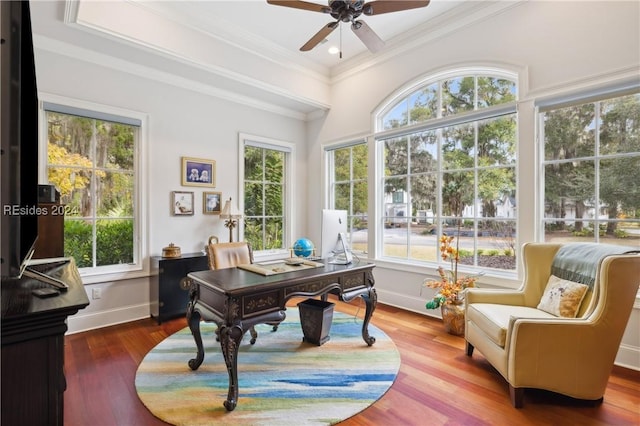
xmin=329 ymin=0 xmax=366 ymax=22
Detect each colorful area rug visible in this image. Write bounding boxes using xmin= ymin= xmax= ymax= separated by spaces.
xmin=135 ymin=308 xmax=400 ymax=426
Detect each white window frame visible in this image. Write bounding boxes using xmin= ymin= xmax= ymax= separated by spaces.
xmin=38 ymin=93 xmax=148 ymax=283
xmin=371 ymin=69 xmax=519 ymax=277
xmin=536 ymin=85 xmax=640 ymax=243
xmin=324 ymin=138 xmax=368 ymax=255
xmin=238 ymin=132 xmax=295 ymax=258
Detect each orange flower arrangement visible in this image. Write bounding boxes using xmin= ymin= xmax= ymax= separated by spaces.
xmin=424 ymin=231 xmax=480 ymax=309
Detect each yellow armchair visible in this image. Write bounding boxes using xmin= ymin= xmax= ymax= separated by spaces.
xmin=465 ymin=242 xmax=640 ymax=407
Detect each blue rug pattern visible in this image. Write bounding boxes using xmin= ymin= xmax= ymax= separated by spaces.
xmin=135 ymin=308 xmax=400 ymax=425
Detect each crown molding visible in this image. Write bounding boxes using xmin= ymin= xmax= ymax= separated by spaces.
xmin=34 ymin=35 xmax=322 ymax=121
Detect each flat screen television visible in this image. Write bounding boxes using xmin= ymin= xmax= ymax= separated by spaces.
xmin=1 ymin=1 xmax=39 ymax=279
xmin=320 ymin=209 xmax=352 ymax=264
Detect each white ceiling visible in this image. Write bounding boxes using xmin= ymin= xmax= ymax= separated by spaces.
xmin=139 ymin=0 xmax=464 ymax=74
xmin=31 ymin=1 xmax=518 ymax=118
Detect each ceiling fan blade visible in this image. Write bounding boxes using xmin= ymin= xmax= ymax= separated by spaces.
xmin=267 ymin=0 xmax=331 ymax=14
xmin=301 ymin=21 xmax=339 ymax=51
xmin=351 ymin=20 xmax=385 ymax=53
xmin=363 ymin=0 xmax=430 ymax=16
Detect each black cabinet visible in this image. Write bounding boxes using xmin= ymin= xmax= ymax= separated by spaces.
xmin=150 ymin=253 xmax=208 ymax=323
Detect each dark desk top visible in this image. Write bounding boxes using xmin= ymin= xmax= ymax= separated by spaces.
xmin=188 ymin=260 xmax=375 ymax=296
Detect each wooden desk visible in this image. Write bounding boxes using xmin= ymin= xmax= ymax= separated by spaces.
xmin=186 ymin=260 xmax=376 ymax=411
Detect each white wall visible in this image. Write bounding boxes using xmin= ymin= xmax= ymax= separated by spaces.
xmin=33 ymin=48 xmax=308 ymax=332
xmin=307 ymin=1 xmax=640 ymax=369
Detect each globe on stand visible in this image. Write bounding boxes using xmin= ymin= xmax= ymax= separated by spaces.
xmin=292 ymin=238 xmax=315 ymax=258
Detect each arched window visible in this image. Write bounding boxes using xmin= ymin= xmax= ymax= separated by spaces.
xmin=375 ymin=70 xmax=518 ymax=271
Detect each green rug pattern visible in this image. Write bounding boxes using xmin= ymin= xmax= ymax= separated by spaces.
xmin=135 ymin=308 xmax=400 ymax=425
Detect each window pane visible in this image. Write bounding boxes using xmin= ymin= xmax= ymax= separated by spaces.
xmin=544 ymin=160 xmax=595 ymax=224
xmin=264 ymin=183 xmax=283 ymax=217
xmin=600 ymin=94 xmax=640 ymax=155
xmin=477 ymin=77 xmax=516 ymax=108
xmin=47 ymin=113 xmax=94 ymax=163
xmin=410 ymin=173 xmax=437 ymax=215
xmin=544 ymin=219 xmax=596 ymax=243
xmin=442 ymin=171 xmax=474 ymax=216
xmin=382 ymin=98 xmax=409 ymax=130
xmin=600 ymin=157 xmax=640 ymax=221
xmin=478 ymin=167 xmax=515 ymax=218
xmin=334 ymin=148 xmax=351 ymax=181
xmin=334 ymin=182 xmax=350 ymax=211
xmin=543 ymin=104 xmax=595 ymax=161
xmin=264 ymin=150 xmax=284 ymax=182
xmin=352 ymin=144 xmax=368 ymax=180
xmin=244 ymin=217 xmax=264 ymax=251
xmin=352 ymin=181 xmax=368 ymax=216
xmin=97 ymin=121 xmax=135 ymax=169
xmin=477 ymin=220 xmax=516 ymax=270
xmin=442 ymin=76 xmax=474 ymax=116
xmin=244 ymin=182 xmax=263 ymax=216
xmin=96 ymin=218 xmax=133 ymax=266
xmin=64 ymin=219 xmax=92 ymax=268
xmin=98 ymin=171 xmax=134 ymax=216
xmin=409 ymin=131 xmax=438 ymax=173
xmin=384 ymin=137 xmax=408 ymax=175
xmin=477 ymin=115 xmax=516 ymax=166
xmin=443 ymin=124 xmax=475 ymax=170
xmin=409 ymin=225 xmax=437 ymax=262
xmin=382 ymin=225 xmax=408 ymax=258
xmin=409 ymin=84 xmax=438 ymax=124
xmin=244 ymin=146 xmax=264 ymax=180
xmin=264 ymin=217 xmax=284 ymax=250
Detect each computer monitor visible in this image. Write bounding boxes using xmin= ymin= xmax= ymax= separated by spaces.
xmin=320 ymin=209 xmax=352 ymax=264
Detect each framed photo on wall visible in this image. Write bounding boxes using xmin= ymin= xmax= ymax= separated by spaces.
xmin=182 ymin=156 xmax=216 ymax=187
xmin=203 ymin=191 xmax=222 ymax=214
xmin=172 ymin=191 xmax=194 ymax=216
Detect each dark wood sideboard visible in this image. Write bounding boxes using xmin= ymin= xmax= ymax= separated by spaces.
xmin=150 ymin=252 xmax=208 ymax=323
xmin=1 ymin=258 xmax=89 ymax=425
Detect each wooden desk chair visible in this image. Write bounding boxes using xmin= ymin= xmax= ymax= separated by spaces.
xmin=205 ymin=236 xmax=279 ymax=344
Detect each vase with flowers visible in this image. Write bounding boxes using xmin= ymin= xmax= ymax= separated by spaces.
xmin=423 ymin=227 xmax=481 ymax=336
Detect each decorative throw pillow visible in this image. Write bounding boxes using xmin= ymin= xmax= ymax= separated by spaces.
xmin=537 ymin=275 xmax=589 ymax=318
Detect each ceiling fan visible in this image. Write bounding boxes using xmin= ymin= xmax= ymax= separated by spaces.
xmin=266 ymin=1 xmax=430 ymax=54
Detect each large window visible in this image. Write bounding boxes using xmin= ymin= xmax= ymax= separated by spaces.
xmin=325 ymin=142 xmax=368 ymax=253
xmin=242 ymin=136 xmax=293 ymax=252
xmin=43 ymin=101 xmax=141 ymax=272
xmin=377 ymin=72 xmax=517 ymax=271
xmin=540 ymin=92 xmax=640 ymax=245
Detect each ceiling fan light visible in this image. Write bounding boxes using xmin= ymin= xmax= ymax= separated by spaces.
xmin=328 ymin=46 xmax=340 ymax=55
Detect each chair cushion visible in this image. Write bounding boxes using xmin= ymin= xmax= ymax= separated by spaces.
xmin=467 ymin=303 xmax=556 ymax=347
xmin=537 ymin=275 xmax=588 ymax=318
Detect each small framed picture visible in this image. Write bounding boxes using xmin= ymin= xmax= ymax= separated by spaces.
xmin=203 ymin=191 xmax=222 ymax=215
xmin=182 ymin=156 xmax=216 ymax=187
xmin=171 ymin=191 xmax=194 ymax=216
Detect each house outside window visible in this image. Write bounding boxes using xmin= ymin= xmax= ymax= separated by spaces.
xmin=376 ymin=71 xmax=518 ymax=271
xmin=325 ymin=142 xmax=368 ymax=253
xmin=540 ymin=91 xmax=640 ymax=244
xmin=241 ymin=135 xmax=293 ymax=252
xmin=43 ymin=101 xmax=141 ymax=272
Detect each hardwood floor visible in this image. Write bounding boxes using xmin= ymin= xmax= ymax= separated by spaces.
xmin=64 ymin=298 xmax=640 ymax=425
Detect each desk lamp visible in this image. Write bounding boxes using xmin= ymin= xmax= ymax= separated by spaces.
xmin=220 ymin=197 xmax=242 ymax=242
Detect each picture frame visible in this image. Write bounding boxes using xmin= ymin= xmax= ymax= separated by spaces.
xmin=181 ymin=156 xmax=216 ymax=187
xmin=171 ymin=191 xmax=194 ymax=216
xmin=203 ymin=191 xmax=222 ymax=215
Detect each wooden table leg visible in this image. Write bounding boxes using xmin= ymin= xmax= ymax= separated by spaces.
xmin=361 ymin=287 xmax=377 ymax=346
xmin=219 ymin=323 xmax=244 ymax=411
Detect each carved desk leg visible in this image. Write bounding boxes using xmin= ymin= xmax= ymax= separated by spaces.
xmin=219 ymin=323 xmax=244 ymax=411
xmin=361 ymin=287 xmax=377 ymax=346
xmin=186 ymin=287 xmax=205 ymax=370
